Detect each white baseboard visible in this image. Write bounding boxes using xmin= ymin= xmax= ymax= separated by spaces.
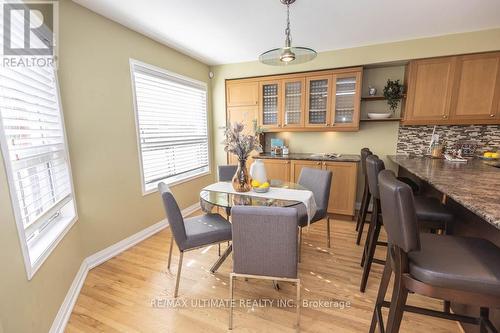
xmin=49 ymin=202 xmax=200 ymax=333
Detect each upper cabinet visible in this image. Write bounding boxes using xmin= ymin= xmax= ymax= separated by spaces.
xmin=259 ymin=80 xmax=282 ymax=129
xmin=282 ymin=78 xmax=305 ymax=129
xmin=305 ymin=75 xmax=332 ymax=127
xmin=226 ymin=81 xmax=258 ymax=107
xmin=331 ymin=70 xmax=362 ymax=130
xmin=450 ymin=53 xmax=500 ymax=122
xmin=403 ymin=52 xmax=500 ymax=125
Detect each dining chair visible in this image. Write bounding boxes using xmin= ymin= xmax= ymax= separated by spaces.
xmin=158 ymin=182 xmax=232 ymax=297
xmin=370 ymin=170 xmax=500 ymax=333
xmin=296 ymin=167 xmax=333 ymax=259
xmin=218 ymin=165 xmax=238 ymax=181
xmin=360 ymin=155 xmax=454 ymax=292
xmin=229 ymin=206 xmax=300 ymax=331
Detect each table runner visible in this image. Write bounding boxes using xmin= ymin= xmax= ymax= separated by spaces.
xmin=202 ymin=182 xmax=317 ymax=224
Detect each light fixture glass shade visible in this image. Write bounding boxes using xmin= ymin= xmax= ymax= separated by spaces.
xmin=259 ymin=46 xmax=317 ymax=66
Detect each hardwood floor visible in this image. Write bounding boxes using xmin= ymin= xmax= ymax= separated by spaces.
xmin=66 ymin=213 xmax=460 ymax=333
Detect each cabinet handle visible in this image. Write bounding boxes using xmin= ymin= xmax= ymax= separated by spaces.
xmin=490 ymin=114 xmax=495 ymax=118
xmin=316 ymin=162 xmax=321 ymax=165
xmin=442 ymin=115 xmax=448 ymax=119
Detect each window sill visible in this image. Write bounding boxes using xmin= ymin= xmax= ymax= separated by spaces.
xmin=142 ymin=170 xmax=212 ymax=196
xmin=27 ymin=214 xmax=78 ymax=280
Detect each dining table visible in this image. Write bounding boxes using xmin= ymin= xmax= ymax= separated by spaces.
xmin=199 ymin=179 xmax=316 ymax=273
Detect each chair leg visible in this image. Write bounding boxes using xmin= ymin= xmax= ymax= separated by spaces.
xmin=229 ymin=273 xmax=235 ymax=330
xmin=298 ymin=227 xmax=303 ymax=263
xmin=356 ymin=192 xmax=371 ymax=245
xmin=361 ymin=201 xmax=377 ymax=267
xmin=218 ymin=244 xmax=221 ymax=256
xmin=385 ymin=269 xmax=409 ymax=333
xmin=174 ymin=251 xmax=184 ymax=298
xmin=167 ymin=234 xmax=174 ymax=269
xmin=360 ymin=204 xmax=381 ymax=292
xmin=370 ymin=251 xmax=392 ymax=333
xmin=326 ymin=216 xmax=331 ymax=248
xmin=356 ymin=185 xmax=368 ymax=231
xmin=443 ymin=300 xmax=451 ymax=313
xmin=479 ymin=308 xmax=489 ymax=333
xmin=296 ymin=279 xmax=301 ymax=330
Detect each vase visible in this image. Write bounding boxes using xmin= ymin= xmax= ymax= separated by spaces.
xmin=232 ymin=158 xmax=251 ymax=192
xmin=249 ymin=159 xmax=267 ymax=184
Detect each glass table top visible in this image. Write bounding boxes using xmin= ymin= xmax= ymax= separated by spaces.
xmin=200 ymin=179 xmax=306 ymax=209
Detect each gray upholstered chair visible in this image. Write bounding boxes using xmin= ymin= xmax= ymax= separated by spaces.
xmin=297 ymin=167 xmax=333 ymax=257
xmin=229 ymin=206 xmax=300 ymax=331
xmin=218 ymin=165 xmax=237 ymax=181
xmin=158 ymin=182 xmax=232 ymax=297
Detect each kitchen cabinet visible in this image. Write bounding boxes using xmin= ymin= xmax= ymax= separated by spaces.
xmin=330 ymin=70 xmax=362 ymax=130
xmin=404 ymin=57 xmax=457 ymax=123
xmin=259 ymin=80 xmax=282 ymax=130
xmin=290 ymin=160 xmax=322 ymax=182
xmin=305 ymin=75 xmax=332 ymax=127
xmin=322 ymin=161 xmax=358 ymax=216
xmin=226 ymin=81 xmax=258 ymax=107
xmin=450 ymin=53 xmax=500 ymax=122
xmin=403 ymin=51 xmax=500 ymax=125
xmin=282 ymin=77 xmax=306 ymax=129
xmin=261 ymin=159 xmax=290 ymax=182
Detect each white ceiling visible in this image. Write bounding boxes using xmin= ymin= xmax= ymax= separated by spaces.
xmin=73 ymin=0 xmax=500 ymax=65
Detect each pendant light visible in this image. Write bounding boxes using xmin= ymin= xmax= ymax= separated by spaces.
xmin=259 ymin=0 xmax=317 ymax=66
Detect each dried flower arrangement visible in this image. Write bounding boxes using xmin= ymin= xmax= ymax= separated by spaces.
xmin=221 ymin=122 xmax=263 ymax=161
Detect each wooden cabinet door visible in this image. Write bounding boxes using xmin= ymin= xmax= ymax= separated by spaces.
xmin=290 ymin=160 xmax=322 ymax=183
xmin=226 ymin=81 xmax=258 ymax=107
xmin=227 ymin=105 xmax=258 ymax=164
xmin=331 ymin=70 xmax=362 ymax=130
xmin=259 ymin=80 xmax=282 ymax=130
xmin=305 ymin=75 xmax=332 ymax=127
xmin=282 ymin=78 xmax=305 ymax=129
xmin=404 ymin=57 xmax=457 ymax=123
xmin=322 ymin=162 xmax=358 ymax=216
xmin=261 ymin=159 xmax=290 ymax=182
xmin=450 ymin=53 xmax=500 ymax=122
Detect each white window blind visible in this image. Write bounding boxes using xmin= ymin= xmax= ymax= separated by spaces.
xmin=130 ymin=60 xmax=209 ymax=192
xmin=0 ymin=65 xmax=76 ymax=273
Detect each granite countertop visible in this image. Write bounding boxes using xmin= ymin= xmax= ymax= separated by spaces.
xmin=254 ymin=152 xmax=360 ymax=162
xmin=389 ymin=155 xmax=500 ymax=230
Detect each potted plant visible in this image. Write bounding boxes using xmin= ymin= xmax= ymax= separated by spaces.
xmin=383 ymin=79 xmax=405 ymax=112
xmin=222 ymin=122 xmax=262 ymax=192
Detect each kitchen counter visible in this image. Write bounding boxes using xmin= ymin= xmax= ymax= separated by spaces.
xmin=389 ymin=155 xmax=500 ymax=230
xmin=254 ymin=153 xmax=360 ymax=162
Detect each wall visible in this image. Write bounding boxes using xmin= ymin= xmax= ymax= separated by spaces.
xmin=0 ymin=1 xmax=214 ymax=332
xmin=211 ymin=28 xmax=500 ymax=168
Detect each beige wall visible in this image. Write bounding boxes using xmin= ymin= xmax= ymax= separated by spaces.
xmin=0 ymin=1 xmax=214 ymax=332
xmin=211 ymin=28 xmax=500 ymax=169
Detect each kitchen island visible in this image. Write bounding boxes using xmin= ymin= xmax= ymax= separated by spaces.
xmin=389 ymin=155 xmax=500 ymax=333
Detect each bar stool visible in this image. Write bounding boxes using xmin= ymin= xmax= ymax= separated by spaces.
xmin=355 ymin=148 xmax=373 ymax=245
xmin=370 ymin=170 xmax=500 ymax=333
xmin=360 ymin=155 xmax=454 ymax=292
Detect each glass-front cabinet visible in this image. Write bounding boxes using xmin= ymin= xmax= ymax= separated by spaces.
xmin=331 ymin=71 xmax=362 ymax=130
xmin=305 ymin=75 xmax=332 ymax=127
xmin=259 ymin=80 xmax=281 ymax=129
xmin=282 ymin=78 xmax=305 ymax=128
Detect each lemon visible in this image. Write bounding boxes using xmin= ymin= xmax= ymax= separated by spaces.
xmin=259 ymin=182 xmax=270 ymax=188
xmin=484 ymin=152 xmax=493 ymax=158
xmin=492 ymin=152 xmax=500 ymax=159
xmin=251 ymin=179 xmax=261 ymax=187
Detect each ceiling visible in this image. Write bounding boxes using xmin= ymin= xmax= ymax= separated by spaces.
xmin=73 ymin=0 xmax=500 ymax=65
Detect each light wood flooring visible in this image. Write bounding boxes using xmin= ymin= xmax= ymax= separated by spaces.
xmin=66 ymin=213 xmax=460 ymax=333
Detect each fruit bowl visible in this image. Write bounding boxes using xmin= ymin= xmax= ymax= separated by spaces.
xmin=251 ymin=180 xmax=270 ymax=193
xmin=252 ymin=186 xmax=270 ymax=193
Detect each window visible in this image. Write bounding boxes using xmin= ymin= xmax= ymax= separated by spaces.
xmin=0 ymin=66 xmax=77 ymax=279
xmin=130 ymin=59 xmax=210 ymax=193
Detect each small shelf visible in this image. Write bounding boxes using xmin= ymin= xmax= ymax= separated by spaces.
xmin=360 ymin=117 xmax=402 ymax=122
xmin=361 ymin=94 xmax=406 ymax=101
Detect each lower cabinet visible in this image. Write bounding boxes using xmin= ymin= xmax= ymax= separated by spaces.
xmin=289 ymin=159 xmax=358 ymax=216
xmin=261 ymin=159 xmax=290 ymax=182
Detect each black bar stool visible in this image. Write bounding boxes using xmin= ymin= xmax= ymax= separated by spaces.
xmin=360 ymin=155 xmax=454 ymax=292
xmin=370 ymin=170 xmax=500 ymax=333
xmin=355 ymin=148 xmax=373 ymax=245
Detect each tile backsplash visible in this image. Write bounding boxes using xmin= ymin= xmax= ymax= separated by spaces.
xmin=397 ymin=125 xmax=500 ymax=156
